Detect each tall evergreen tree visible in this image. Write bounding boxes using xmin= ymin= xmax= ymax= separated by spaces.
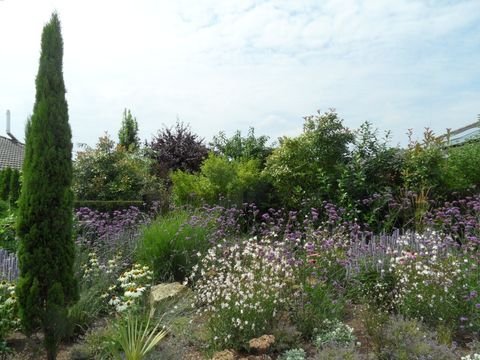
xmin=0 ymin=167 xmax=12 ymax=201
xmin=118 ymin=108 xmax=140 ymax=151
xmin=16 ymin=13 xmax=77 ymax=360
xmin=9 ymin=169 xmax=21 ymax=208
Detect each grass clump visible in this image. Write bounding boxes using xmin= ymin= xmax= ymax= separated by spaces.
xmin=135 ymin=210 xmax=212 ymax=282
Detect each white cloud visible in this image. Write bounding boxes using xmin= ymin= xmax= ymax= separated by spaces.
xmin=0 ymin=0 xmax=479 ymax=150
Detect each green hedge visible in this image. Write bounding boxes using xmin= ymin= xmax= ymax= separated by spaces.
xmin=74 ymin=200 xmax=145 ymax=212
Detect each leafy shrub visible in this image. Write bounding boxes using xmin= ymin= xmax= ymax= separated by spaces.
xmin=80 ymin=324 xmax=117 ymax=360
xmin=314 ymin=320 xmax=356 ymax=349
xmin=0 ymin=280 xmax=19 ymax=354
xmin=402 ymin=128 xmax=446 ymax=195
xmin=0 ymin=212 xmax=17 ymax=253
xmin=443 ymin=141 xmax=480 ymax=193
xmin=135 ymin=210 xmax=212 ymax=281
xmin=210 ymin=127 xmax=273 ymax=165
xmin=147 ymin=121 xmax=208 ymax=180
xmin=352 ymin=263 xmax=397 ymax=312
xmin=279 ymin=348 xmax=306 ymax=360
xmin=104 ymin=263 xmax=153 ymax=313
xmin=314 ymin=344 xmax=364 ymax=360
xmin=0 ymin=201 xmax=9 ymax=219
xmin=190 ymin=236 xmax=296 ymax=351
xmin=338 ymin=122 xmax=403 ymax=219
xmin=171 ymin=154 xmax=271 ymax=208
xmin=374 ymin=316 xmax=456 ymax=360
xmin=74 ymin=200 xmax=145 ymax=212
xmin=292 ymin=282 xmax=344 ymax=339
xmin=67 ymin=281 xmax=109 ymax=337
xmin=264 ymin=110 xmax=354 ymax=208
xmin=0 ymin=168 xmax=12 ymax=202
xmin=74 ymin=134 xmax=159 ymax=201
xmin=67 ymin=249 xmax=125 ymax=337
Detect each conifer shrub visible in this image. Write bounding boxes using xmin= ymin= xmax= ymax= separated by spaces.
xmin=16 ymin=13 xmax=77 ymax=359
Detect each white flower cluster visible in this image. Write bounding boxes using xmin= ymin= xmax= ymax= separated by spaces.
xmin=82 ymin=251 xmax=122 ymax=281
xmin=385 ymin=232 xmax=473 ymax=324
xmin=104 ymin=263 xmax=153 ymax=312
xmin=462 ymin=354 xmax=480 ymax=360
xmin=314 ymin=319 xmax=356 ymax=349
xmin=191 ymin=237 xmax=296 ymax=346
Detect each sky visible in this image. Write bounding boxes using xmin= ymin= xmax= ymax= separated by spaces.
xmin=0 ymin=0 xmax=479 ymax=151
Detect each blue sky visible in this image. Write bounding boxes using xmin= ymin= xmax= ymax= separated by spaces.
xmin=0 ymin=0 xmax=479 ymax=150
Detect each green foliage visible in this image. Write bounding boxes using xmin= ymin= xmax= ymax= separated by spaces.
xmin=8 ymin=169 xmax=21 ymax=208
xmin=351 ymin=263 xmax=397 ymax=312
xmin=265 ymin=110 xmax=354 ymax=208
xmin=191 ymin=238 xmax=296 ymax=352
xmin=314 ymin=344 xmax=364 ymax=360
xmin=279 ymin=348 xmax=306 ymax=360
xmin=79 ymin=325 xmax=117 ymax=359
xmin=403 ymin=129 xmax=446 ymax=194
xmin=373 ymin=316 xmax=456 ymax=360
xmin=0 ymin=200 xmax=9 ymax=218
xmin=74 ymin=134 xmax=160 ymax=201
xmin=16 ymin=13 xmax=77 ymax=359
xmin=337 ymin=122 xmax=403 ymax=222
xmin=0 ymin=168 xmax=12 ymax=201
xmin=171 ymin=153 xmax=272 ymax=208
xmin=135 ymin=210 xmax=211 ymax=281
xmin=74 ymin=200 xmax=145 ymax=212
xmin=0 ymin=212 xmax=17 ymax=252
xmin=443 ymin=141 xmax=480 ymax=193
xmin=147 ymin=121 xmax=208 ymax=179
xmin=292 ymin=282 xmax=344 ymax=339
xmin=394 ymin=253 xmax=470 ymax=330
xmin=314 ymin=320 xmax=356 ymax=349
xmin=0 ymin=168 xmax=21 ymax=209
xmin=110 ymin=309 xmax=167 ymax=360
xmin=66 ymin=249 xmax=118 ymax=338
xmin=210 ymin=127 xmax=272 ymax=164
xmin=118 ymin=109 xmax=140 ymax=152
xmin=0 ymin=281 xmax=20 ymax=353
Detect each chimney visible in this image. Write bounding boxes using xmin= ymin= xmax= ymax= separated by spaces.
xmin=6 ymin=110 xmax=10 ymax=134
xmin=6 ymin=110 xmax=18 ymax=143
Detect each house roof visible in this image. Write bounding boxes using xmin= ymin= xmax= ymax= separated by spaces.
xmin=0 ymin=136 xmax=24 ymax=170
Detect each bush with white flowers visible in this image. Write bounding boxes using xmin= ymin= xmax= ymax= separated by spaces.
xmin=314 ymin=319 xmax=356 ymax=349
xmin=104 ymin=263 xmax=153 ymax=313
xmin=190 ymin=236 xmax=296 ymax=350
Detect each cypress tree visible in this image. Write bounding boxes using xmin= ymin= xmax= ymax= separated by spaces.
xmin=9 ymin=169 xmax=21 ymax=207
xmin=118 ymin=108 xmax=140 ymax=151
xmin=0 ymin=167 xmax=12 ymax=200
xmin=16 ymin=13 xmax=77 ymax=360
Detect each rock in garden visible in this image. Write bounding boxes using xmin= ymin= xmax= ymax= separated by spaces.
xmin=211 ymin=349 xmax=236 ymax=360
xmin=248 ymin=334 xmax=275 ymax=354
xmin=149 ymin=282 xmax=187 ymax=305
